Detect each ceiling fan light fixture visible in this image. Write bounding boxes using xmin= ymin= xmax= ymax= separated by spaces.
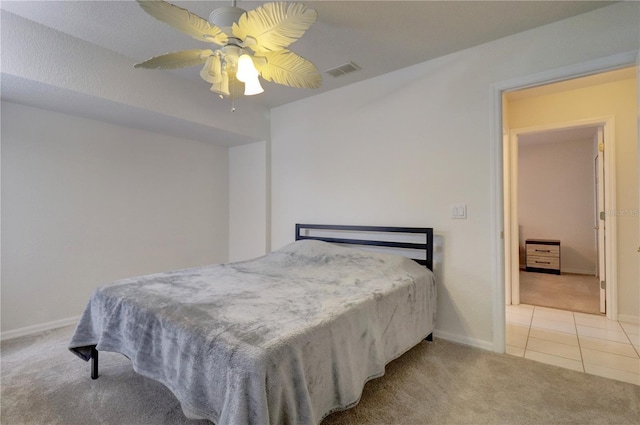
xmin=237 ymin=54 xmax=263 ymax=96
xmin=236 ymin=54 xmax=258 ymax=82
xmin=200 ymin=55 xmax=222 ymax=84
xmin=210 ymin=70 xmax=230 ymax=97
xmin=243 ymin=75 xmax=264 ymax=96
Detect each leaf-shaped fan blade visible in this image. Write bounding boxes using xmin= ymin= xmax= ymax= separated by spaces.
xmin=134 ymin=49 xmax=213 ymax=69
xmin=255 ymin=50 xmax=321 ymax=89
xmin=137 ymin=0 xmax=228 ymax=45
xmin=232 ymin=2 xmax=317 ymax=53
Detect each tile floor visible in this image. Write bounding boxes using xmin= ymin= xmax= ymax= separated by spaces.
xmin=506 ymin=304 xmax=640 ymax=386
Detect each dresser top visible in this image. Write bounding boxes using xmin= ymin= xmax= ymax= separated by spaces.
xmin=526 ymin=239 xmax=560 ymax=245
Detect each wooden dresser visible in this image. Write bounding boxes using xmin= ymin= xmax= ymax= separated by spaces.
xmin=525 ymin=239 xmax=560 ymax=275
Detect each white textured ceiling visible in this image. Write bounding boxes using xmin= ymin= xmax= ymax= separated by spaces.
xmin=0 ymin=1 xmax=617 ymax=145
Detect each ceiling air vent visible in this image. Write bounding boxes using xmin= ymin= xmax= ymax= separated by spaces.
xmin=325 ymin=61 xmax=361 ymax=78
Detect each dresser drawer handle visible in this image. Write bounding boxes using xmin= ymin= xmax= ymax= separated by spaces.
xmin=535 ymin=261 xmax=551 ymax=264
xmin=535 ymin=249 xmax=551 ymax=253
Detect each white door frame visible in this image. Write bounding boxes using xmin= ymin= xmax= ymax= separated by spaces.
xmin=505 ymin=119 xmax=616 ymax=318
xmin=595 ymin=127 xmax=606 ymax=314
xmin=490 ymin=50 xmax=636 ymax=353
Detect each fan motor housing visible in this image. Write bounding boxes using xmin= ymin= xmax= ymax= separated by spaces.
xmin=209 ymin=6 xmax=246 ymax=34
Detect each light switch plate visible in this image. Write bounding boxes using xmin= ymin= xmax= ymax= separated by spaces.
xmin=451 ymin=203 xmax=467 ymax=219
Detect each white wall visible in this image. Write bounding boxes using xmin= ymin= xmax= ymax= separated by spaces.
xmin=270 ymin=3 xmax=639 ymax=347
xmin=229 ymin=141 xmax=268 ymax=262
xmin=1 ymin=101 xmax=230 ymax=333
xmin=518 ymin=138 xmax=597 ymax=274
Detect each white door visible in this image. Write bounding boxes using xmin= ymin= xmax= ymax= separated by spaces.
xmin=595 ymin=127 xmax=606 ymax=313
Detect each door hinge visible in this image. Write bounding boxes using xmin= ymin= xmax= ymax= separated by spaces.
xmin=599 ymin=211 xmax=606 ymax=221
xmin=598 ymin=142 xmax=604 ymax=152
xmin=600 ymin=280 xmax=606 ymax=289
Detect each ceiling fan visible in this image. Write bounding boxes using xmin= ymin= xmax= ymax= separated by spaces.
xmin=134 ymin=0 xmax=322 ymax=98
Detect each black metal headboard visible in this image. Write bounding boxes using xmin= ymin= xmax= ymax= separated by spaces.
xmin=295 ymin=224 xmax=433 ymax=271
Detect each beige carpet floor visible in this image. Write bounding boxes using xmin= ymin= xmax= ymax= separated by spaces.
xmin=519 ymin=271 xmax=600 ymax=315
xmin=2 ymin=325 xmax=639 ymax=424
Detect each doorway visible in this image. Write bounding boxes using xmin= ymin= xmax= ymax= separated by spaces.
xmin=491 ymin=54 xmax=639 ymax=354
xmin=500 ymin=65 xmax=638 ymax=324
xmin=508 ymin=123 xmax=606 ymax=315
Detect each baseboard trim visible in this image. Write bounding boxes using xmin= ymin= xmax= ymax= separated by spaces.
xmin=617 ymin=314 xmax=640 ymax=324
xmin=433 ymin=329 xmax=494 ymax=352
xmin=0 ymin=316 xmax=80 ymax=341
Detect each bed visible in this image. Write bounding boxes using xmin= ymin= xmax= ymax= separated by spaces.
xmin=69 ymin=224 xmax=436 ymax=425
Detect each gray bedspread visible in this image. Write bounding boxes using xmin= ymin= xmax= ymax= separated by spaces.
xmin=69 ymin=240 xmax=436 ymax=425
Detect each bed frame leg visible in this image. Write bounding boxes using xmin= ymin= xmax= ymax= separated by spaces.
xmin=91 ymin=346 xmax=99 ymax=380
xmin=426 ymin=333 xmax=433 ymax=342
